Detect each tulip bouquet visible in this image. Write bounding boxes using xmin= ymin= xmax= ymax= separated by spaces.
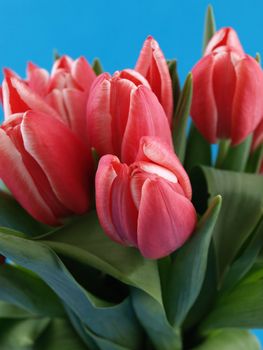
xmin=0 ymin=5 xmax=262 ymax=350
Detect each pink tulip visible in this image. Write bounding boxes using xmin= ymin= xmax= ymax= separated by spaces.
xmin=96 ymin=137 xmax=196 ymax=259
xmin=1 ymin=55 xmax=96 ymax=143
xmin=135 ymin=36 xmax=173 ymax=125
xmin=191 ymin=28 xmax=263 ymax=145
xmin=86 ymin=71 xmax=173 ymax=164
xmin=0 ymin=111 xmax=93 ymax=225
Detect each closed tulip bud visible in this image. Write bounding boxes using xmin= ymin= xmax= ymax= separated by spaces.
xmin=135 ymin=36 xmax=173 ymax=125
xmin=1 ymin=55 xmax=96 ymax=143
xmin=96 ymin=137 xmax=196 ymax=259
xmin=0 ymin=111 xmax=93 ymax=225
xmin=87 ymin=71 xmax=173 ymax=164
xmin=191 ymin=28 xmax=263 ymax=145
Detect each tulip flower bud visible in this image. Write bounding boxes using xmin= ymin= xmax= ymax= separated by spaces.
xmin=95 ymin=137 xmax=196 ymax=259
xmin=86 ymin=71 xmax=173 ymax=164
xmin=191 ymin=28 xmax=263 ymax=145
xmin=1 ymin=55 xmax=96 ymax=143
xmin=135 ymin=36 xmax=173 ymax=125
xmin=0 ymin=111 xmax=93 ymax=225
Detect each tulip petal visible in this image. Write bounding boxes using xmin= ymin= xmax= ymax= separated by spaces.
xmin=27 ymin=62 xmax=50 ymax=96
xmin=136 ymin=136 xmax=192 ymax=199
xmin=21 ymin=111 xmax=91 ymax=213
xmin=95 ymin=155 xmax=123 ymax=244
xmin=110 ymin=165 xmax=138 ymax=246
xmin=191 ymin=54 xmax=217 ymax=143
xmin=232 ymin=56 xmax=263 ymax=145
xmin=6 ymin=76 xmax=59 ymax=119
xmin=213 ymin=50 xmax=236 ymax=138
xmin=117 ymin=69 xmax=151 ymax=88
xmin=45 ymin=89 xmax=70 ymax=125
xmin=122 ymin=86 xmax=172 ymax=164
xmin=135 ymin=36 xmax=173 ymax=123
xmin=72 ymin=57 xmax=96 ymax=92
xmin=63 ymin=89 xmax=88 ymax=142
xmin=86 ymin=75 xmax=114 ymax=155
xmin=137 ymin=178 xmax=196 ymax=259
xmin=0 ymin=128 xmax=58 ymax=225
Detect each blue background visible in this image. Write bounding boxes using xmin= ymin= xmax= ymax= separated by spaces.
xmin=1 ymin=0 xmax=263 ymax=346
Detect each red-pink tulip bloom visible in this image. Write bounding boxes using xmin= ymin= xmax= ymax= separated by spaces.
xmin=135 ymin=36 xmax=173 ymax=125
xmin=191 ymin=27 xmax=263 ymax=145
xmin=1 ymin=55 xmax=96 ymax=143
xmin=96 ymin=137 xmax=196 ymax=259
xmin=0 ymin=111 xmax=93 ymax=225
xmin=87 ymin=71 xmax=173 ymax=164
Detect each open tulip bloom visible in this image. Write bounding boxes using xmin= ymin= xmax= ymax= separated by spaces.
xmin=0 ymin=6 xmax=262 ymax=350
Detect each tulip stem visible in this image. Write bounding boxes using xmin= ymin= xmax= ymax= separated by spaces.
xmin=215 ymin=139 xmax=230 ymax=168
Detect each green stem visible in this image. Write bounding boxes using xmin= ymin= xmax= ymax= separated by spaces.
xmin=215 ymin=139 xmax=230 ymax=168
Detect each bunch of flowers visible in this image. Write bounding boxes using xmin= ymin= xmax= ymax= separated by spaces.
xmin=0 ymin=6 xmax=262 ymax=350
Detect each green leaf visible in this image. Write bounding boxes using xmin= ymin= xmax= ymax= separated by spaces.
xmin=92 ymin=58 xmax=103 ymax=75
xmin=194 ymin=329 xmax=260 ymax=350
xmin=220 ymin=135 xmax=252 ymax=172
xmin=222 ymin=216 xmax=263 ymax=292
xmin=246 ymin=144 xmax=263 ymax=173
xmin=191 ymin=166 xmax=263 ymax=280
xmin=200 ymin=263 xmax=263 ymax=329
xmin=0 ymin=229 xmax=143 ymax=350
xmin=0 ymin=264 xmax=64 ymax=318
xmin=0 ymin=318 xmax=50 ymax=350
xmin=131 ymin=289 xmax=182 ymax=350
xmin=37 ymin=211 xmax=162 ymax=304
xmin=172 ymin=73 xmax=192 ymax=162
xmin=165 ymin=196 xmax=222 ymax=327
xmin=184 ymin=123 xmax=211 ymax=172
xmin=167 ymin=59 xmax=181 ymax=113
xmin=0 ymin=191 xmax=48 ymax=236
xmin=0 ymin=301 xmax=32 ymax=319
xmin=203 ymin=5 xmax=216 ymax=54
xmin=35 ymin=318 xmax=88 ymax=350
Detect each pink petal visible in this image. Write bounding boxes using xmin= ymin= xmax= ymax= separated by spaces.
xmin=231 ymin=56 xmax=263 ymax=145
xmin=212 ymin=50 xmax=237 ymax=138
xmin=136 ymin=136 xmax=192 ymax=199
xmin=51 ymin=55 xmax=73 ymax=74
xmin=137 ymin=178 xmax=196 ymax=259
xmin=21 ymin=111 xmax=91 ymax=214
xmin=135 ymin=36 xmax=173 ymax=124
xmin=0 ymin=127 xmax=58 ymax=225
xmin=122 ymin=86 xmax=173 ymax=164
xmin=45 ymin=89 xmax=70 ymax=125
xmin=86 ymin=75 xmax=114 ymax=155
xmin=191 ymin=54 xmax=218 ymax=143
xmin=110 ymin=164 xmax=138 ymax=246
xmin=204 ymin=27 xmax=244 ymax=56
xmin=117 ymin=69 xmax=151 ymax=88
xmin=71 ymin=57 xmax=96 ymax=93
xmin=27 ymin=62 xmax=50 ymax=96
xmin=95 ymin=155 xmax=123 ymax=244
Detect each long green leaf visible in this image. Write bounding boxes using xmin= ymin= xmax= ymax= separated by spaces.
xmin=194 ymin=329 xmax=260 ymax=350
xmin=173 ymin=73 xmax=192 ymax=162
xmin=165 ymin=196 xmax=222 ymax=326
xmin=37 ymin=211 xmax=162 ymax=304
xmin=200 ymin=263 xmax=263 ymax=330
xmin=0 ymin=229 xmax=142 ymax=350
xmin=203 ymin=5 xmax=216 ymax=54
xmin=131 ymin=289 xmax=182 ymax=350
xmin=191 ymin=166 xmax=263 ymax=280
